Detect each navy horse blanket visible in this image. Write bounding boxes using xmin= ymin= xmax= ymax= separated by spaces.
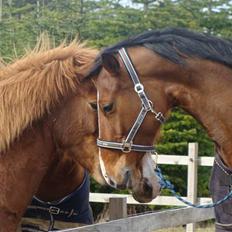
xmin=210 ymin=155 xmax=232 ymax=232
xmin=21 ymin=171 xmax=93 ymax=231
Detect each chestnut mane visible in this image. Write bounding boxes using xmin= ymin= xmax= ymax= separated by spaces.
xmin=0 ymin=35 xmax=97 ymax=152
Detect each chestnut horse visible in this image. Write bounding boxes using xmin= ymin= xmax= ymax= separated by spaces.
xmin=0 ymin=40 xmax=100 ymax=231
xmin=0 ymin=54 xmax=94 ymax=231
xmin=0 ymin=36 xmax=160 ymax=231
xmin=87 ymin=28 xmax=232 ymax=231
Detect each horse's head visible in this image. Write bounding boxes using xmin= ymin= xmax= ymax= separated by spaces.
xmin=52 ymin=75 xmax=118 ymax=186
xmin=91 ymin=46 xmax=174 ymax=202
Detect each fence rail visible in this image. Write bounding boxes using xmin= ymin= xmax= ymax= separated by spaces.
xmin=89 ymin=193 xmax=213 ymax=206
xmin=61 ymin=207 xmax=214 ymax=232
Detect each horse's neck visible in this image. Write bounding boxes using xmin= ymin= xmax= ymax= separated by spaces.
xmin=172 ymin=60 xmax=232 ymax=167
xmin=0 ymin=120 xmax=54 ymax=226
xmin=36 ymin=150 xmax=85 ymax=202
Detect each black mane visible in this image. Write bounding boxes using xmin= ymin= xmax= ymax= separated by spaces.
xmin=87 ymin=28 xmax=232 ymax=77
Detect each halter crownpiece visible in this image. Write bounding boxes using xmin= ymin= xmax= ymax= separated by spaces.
xmin=97 ymin=47 xmax=165 ymax=153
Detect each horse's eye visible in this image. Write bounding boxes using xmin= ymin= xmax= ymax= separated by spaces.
xmin=89 ymin=102 xmax=97 ymax=111
xmin=103 ymin=102 xmax=114 ymax=113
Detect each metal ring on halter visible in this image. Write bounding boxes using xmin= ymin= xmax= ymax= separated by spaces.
xmin=148 ymin=100 xmax=165 ymax=123
xmin=148 ymin=100 xmax=155 ymax=112
xmin=134 ymin=83 xmax=144 ymax=94
xmin=122 ymin=140 xmax=132 ymax=153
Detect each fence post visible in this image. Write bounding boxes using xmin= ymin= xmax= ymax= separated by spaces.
xmin=109 ymin=197 xmax=127 ymax=220
xmin=186 ymin=143 xmax=198 ymax=232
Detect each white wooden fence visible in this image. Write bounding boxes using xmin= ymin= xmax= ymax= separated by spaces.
xmin=61 ymin=207 xmax=214 ymax=232
xmin=63 ymin=143 xmax=216 ymax=232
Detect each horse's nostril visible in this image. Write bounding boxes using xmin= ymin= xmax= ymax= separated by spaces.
xmin=143 ymin=179 xmax=153 ymax=194
xmin=103 ymin=102 xmax=114 ymax=113
xmin=125 ymin=170 xmax=132 ymax=188
xmin=125 ymin=170 xmax=130 ymax=177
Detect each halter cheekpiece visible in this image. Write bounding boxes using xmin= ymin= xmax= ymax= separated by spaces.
xmin=97 ymin=47 xmax=165 ymax=153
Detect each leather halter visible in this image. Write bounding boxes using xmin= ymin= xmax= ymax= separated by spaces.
xmin=97 ymin=47 xmax=165 ymax=153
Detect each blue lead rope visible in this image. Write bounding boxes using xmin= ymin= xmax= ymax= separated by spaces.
xmin=155 ymin=167 xmax=232 ymax=208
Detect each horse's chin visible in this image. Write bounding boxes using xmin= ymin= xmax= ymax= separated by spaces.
xmin=132 ymin=190 xmax=160 ymax=203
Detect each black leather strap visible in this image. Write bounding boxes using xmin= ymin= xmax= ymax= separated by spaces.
xmin=97 ymin=139 xmax=155 ymax=153
xmin=119 ymin=48 xmax=152 ymax=110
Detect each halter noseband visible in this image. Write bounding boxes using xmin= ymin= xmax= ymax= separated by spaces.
xmin=97 ymin=47 xmax=165 ymax=153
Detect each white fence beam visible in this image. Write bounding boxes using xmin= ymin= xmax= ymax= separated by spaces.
xmin=60 ymin=207 xmax=215 ymax=232
xmin=90 ymin=193 xmax=213 ymax=206
xmin=152 ymin=154 xmax=214 ymax=166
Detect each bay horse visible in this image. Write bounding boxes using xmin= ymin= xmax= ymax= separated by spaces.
xmin=87 ymin=28 xmax=232 ymax=231
xmin=0 ymin=36 xmax=159 ymax=231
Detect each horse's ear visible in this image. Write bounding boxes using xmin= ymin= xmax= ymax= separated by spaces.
xmin=101 ymin=53 xmax=120 ymax=75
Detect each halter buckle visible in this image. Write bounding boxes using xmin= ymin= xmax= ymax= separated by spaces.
xmin=134 ymin=83 xmax=144 ymax=94
xmin=122 ymin=140 xmax=132 ymax=153
xmin=49 ymin=206 xmax=60 ymax=215
xmin=155 ymin=112 xmax=165 ymax=123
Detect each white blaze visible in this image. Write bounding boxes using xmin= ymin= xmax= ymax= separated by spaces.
xmin=97 ymin=90 xmax=117 ymax=188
